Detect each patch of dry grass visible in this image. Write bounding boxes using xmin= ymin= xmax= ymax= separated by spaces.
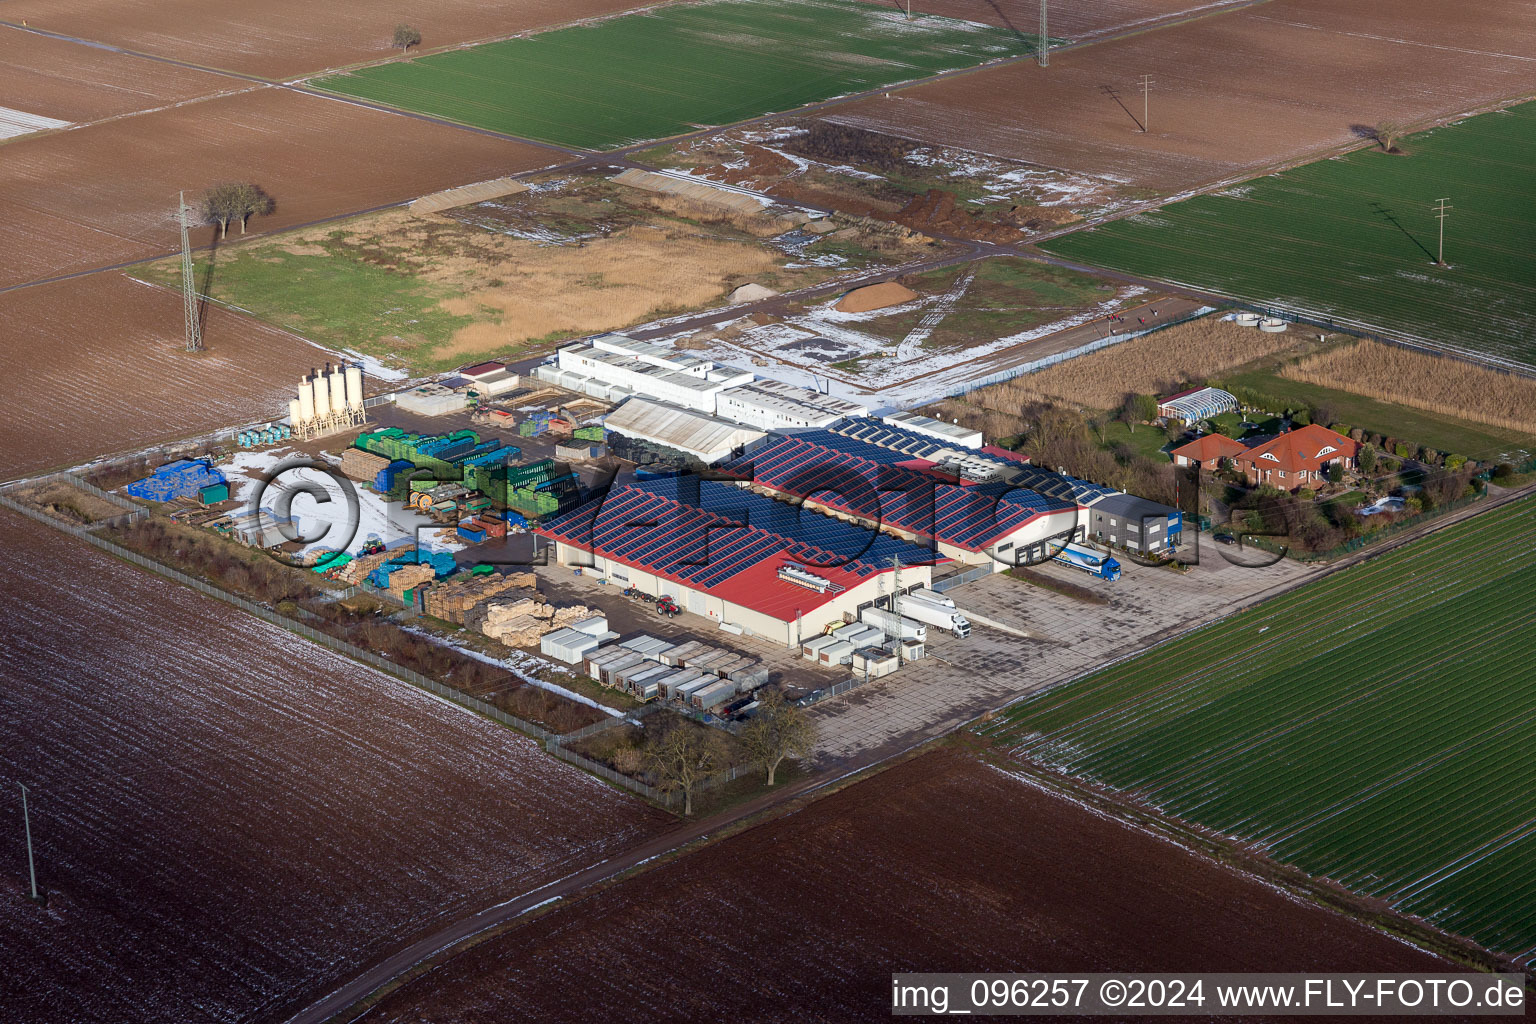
xmin=1282 ymin=339 xmax=1536 ymax=434
xmin=985 ymin=315 xmax=1299 ymax=411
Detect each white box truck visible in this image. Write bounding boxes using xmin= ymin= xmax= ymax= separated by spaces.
xmin=859 ymin=606 xmax=927 ymax=642
xmin=898 ymin=594 xmax=971 ymax=638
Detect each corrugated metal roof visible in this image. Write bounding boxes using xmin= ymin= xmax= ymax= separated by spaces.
xmin=604 ymin=398 xmax=765 ymax=462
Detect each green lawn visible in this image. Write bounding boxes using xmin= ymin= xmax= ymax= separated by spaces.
xmin=313 ymin=0 xmax=1042 ymax=149
xmin=1219 ymin=368 xmax=1531 ymax=462
xmin=1043 ymin=102 xmax=1536 ymax=370
xmin=137 ymin=246 xmax=473 ymax=371
xmin=983 ymin=496 xmax=1536 ymax=962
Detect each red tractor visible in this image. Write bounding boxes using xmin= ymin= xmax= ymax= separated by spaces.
xmin=655 ymin=596 xmax=681 ymax=618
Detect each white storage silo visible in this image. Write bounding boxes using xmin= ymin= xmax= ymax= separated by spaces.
xmin=297 ymin=377 xmax=315 ymax=424
xmin=289 ymin=398 xmax=301 ymax=425
xmin=313 ymin=371 xmax=332 ymax=419
xmin=328 ymin=366 xmax=347 ymax=415
xmin=345 ymin=364 xmax=364 ymax=411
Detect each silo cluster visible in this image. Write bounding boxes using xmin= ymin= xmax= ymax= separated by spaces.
xmin=288 ymin=362 xmax=368 ymax=437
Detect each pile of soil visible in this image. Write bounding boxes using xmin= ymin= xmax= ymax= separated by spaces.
xmin=836 ymin=280 xmax=918 ymax=313
xmin=728 ymin=282 xmax=779 ymax=303
xmin=894 ymin=188 xmax=1024 ymax=243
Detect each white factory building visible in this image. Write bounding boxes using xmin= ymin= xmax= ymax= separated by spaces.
xmin=536 ymin=334 xmax=867 ymax=432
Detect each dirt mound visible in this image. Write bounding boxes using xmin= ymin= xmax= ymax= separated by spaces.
xmin=894 ymin=188 xmax=1024 ymax=244
xmin=836 ymin=280 xmax=918 ymax=313
xmin=728 ymin=282 xmax=779 ymax=303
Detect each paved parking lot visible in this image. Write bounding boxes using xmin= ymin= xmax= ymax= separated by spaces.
xmin=808 ymin=546 xmax=1319 ymax=765
xmin=533 ymin=562 xmax=849 ymax=692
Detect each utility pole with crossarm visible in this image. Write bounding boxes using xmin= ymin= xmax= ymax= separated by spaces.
xmin=1433 ymin=197 xmax=1452 ymax=266
xmin=1140 ymin=75 xmax=1154 ymax=132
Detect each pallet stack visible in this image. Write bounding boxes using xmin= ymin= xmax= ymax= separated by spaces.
xmin=474 ymin=597 xmax=594 ymax=647
xmin=385 ymin=563 xmax=435 ymax=600
xmin=339 ymin=447 xmax=390 ymax=483
xmin=421 ymin=571 xmax=537 ymax=624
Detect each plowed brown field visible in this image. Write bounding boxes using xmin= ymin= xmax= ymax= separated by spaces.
xmin=0 ymin=509 xmax=670 ymax=1024
xmin=0 ymin=27 xmax=236 ymax=124
xmin=0 ymin=0 xmax=663 ymax=79
xmin=831 ymin=0 xmax=1536 ymax=195
xmin=0 ymin=274 xmax=328 ymax=477
xmin=0 ymin=87 xmax=558 ymax=288
xmin=365 ymin=749 xmax=1461 ymax=1023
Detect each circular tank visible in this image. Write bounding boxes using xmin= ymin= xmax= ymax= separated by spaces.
xmin=1235 ymin=312 xmax=1262 ymax=327
xmin=313 ymin=373 xmax=332 ymax=419
xmin=345 ymin=364 xmax=364 ymax=411
xmin=1258 ymin=317 xmax=1287 ymax=333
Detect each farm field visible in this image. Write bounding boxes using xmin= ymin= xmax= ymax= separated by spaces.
xmin=829 ymin=0 xmax=1536 ymax=197
xmin=311 ymin=0 xmax=1042 ymax=150
xmin=132 ymin=174 xmax=904 ymax=374
xmin=886 ymin=0 xmax=1252 ymax=38
xmin=1044 ymin=102 xmax=1536 ymax=369
xmin=0 ymin=509 xmax=670 ymax=1024
xmin=1219 ymin=368 xmax=1533 ymax=465
xmin=984 ymin=495 xmax=1536 ymax=965
xmin=362 ymin=749 xmax=1462 ymax=1023
xmin=0 ymin=0 xmax=661 ymax=79
xmin=0 ymin=274 xmax=330 ymax=478
xmin=0 ymin=87 xmax=557 ymax=289
xmin=0 ymin=28 xmax=236 ymax=125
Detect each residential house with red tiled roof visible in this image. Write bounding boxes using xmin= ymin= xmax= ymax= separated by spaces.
xmin=1169 ymin=433 xmax=1248 ymax=470
xmin=1236 ymin=423 xmax=1360 ymax=490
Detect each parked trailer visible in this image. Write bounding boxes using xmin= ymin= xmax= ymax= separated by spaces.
xmin=859 ymin=606 xmax=927 ymax=642
xmin=907 ymin=587 xmax=956 ymax=609
xmin=897 ymin=595 xmax=971 ymax=638
xmin=1052 ymin=542 xmax=1122 ymax=581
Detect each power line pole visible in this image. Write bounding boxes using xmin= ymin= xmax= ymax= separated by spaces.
xmin=1038 ymin=0 xmax=1049 ymax=67
xmin=1139 ymin=75 xmax=1154 ymax=132
xmin=179 ymin=191 xmax=202 ymax=353
xmin=19 ymin=784 xmax=38 ymax=903
xmin=1433 ymin=197 xmax=1452 ymax=266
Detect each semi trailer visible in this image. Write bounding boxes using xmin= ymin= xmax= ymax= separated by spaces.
xmin=1052 ymin=542 xmax=1122 ymax=581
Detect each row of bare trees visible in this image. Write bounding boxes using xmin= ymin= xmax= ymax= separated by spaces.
xmin=201 ymin=183 xmax=275 ymax=238
xmin=644 ymin=692 xmax=817 ymax=815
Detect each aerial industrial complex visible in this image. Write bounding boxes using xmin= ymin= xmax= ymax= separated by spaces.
xmin=5 ymin=1 xmax=1535 ymax=1021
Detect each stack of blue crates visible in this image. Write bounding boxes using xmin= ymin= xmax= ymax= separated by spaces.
xmin=125 ymin=459 xmax=226 ymax=502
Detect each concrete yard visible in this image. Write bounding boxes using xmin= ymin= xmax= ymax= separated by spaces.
xmin=808 ymin=543 xmax=1317 ymax=765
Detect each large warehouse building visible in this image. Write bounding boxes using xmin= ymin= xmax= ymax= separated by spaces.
xmin=718 ymin=430 xmax=1082 ymax=569
xmin=537 ymin=476 xmax=942 ymax=646
xmin=537 ymin=334 xmax=866 ymax=430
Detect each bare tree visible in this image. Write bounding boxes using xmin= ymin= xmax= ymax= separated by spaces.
xmin=393 ymin=24 xmax=422 ymax=53
xmin=232 ymin=184 xmax=275 ymax=234
xmin=644 ymin=722 xmax=718 ymax=815
xmin=738 ymin=691 xmax=817 ymax=786
xmin=1374 ymin=121 xmax=1403 ymax=153
xmin=201 ymin=183 xmax=276 ymax=238
xmin=200 ymin=183 xmax=244 ymax=239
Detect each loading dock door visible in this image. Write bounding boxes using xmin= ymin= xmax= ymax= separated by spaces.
xmin=687 ymin=590 xmax=706 ymax=615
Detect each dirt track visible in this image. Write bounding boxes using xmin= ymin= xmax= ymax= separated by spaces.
xmin=830 ymin=0 xmax=1536 ymax=195
xmin=0 ymin=509 xmax=671 ymax=1024
xmin=0 ymin=87 xmax=559 ymax=289
xmin=360 ymin=748 xmax=1466 ymax=1024
xmin=0 ymin=26 xmax=236 ymax=124
xmin=0 ymin=0 xmax=665 ymax=79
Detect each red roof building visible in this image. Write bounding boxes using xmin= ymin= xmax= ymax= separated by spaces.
xmin=1170 ymin=433 xmax=1248 ymax=470
xmin=1236 ymin=424 xmax=1360 ymax=490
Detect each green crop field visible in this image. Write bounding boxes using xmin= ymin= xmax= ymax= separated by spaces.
xmin=312 ymin=0 xmax=1041 ymax=149
xmin=983 ymin=496 xmax=1536 ymax=964
xmin=1043 ymin=102 xmax=1536 ymax=370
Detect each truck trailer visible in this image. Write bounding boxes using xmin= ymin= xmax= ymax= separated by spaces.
xmin=859 ymin=606 xmax=928 ymax=642
xmin=896 ymin=594 xmax=971 ymax=638
xmin=1051 ymin=542 xmax=1122 ymax=581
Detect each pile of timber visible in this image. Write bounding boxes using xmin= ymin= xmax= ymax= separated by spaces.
xmin=422 ymin=571 xmax=538 ymax=624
